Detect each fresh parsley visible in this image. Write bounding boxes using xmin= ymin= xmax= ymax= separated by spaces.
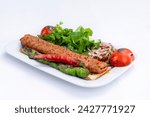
xmin=39 ymin=22 xmax=101 ymax=54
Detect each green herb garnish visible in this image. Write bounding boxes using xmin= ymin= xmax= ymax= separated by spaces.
xmin=39 ymin=22 xmax=101 ymax=54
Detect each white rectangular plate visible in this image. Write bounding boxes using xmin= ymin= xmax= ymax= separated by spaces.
xmin=5 ymin=40 xmax=133 ymax=88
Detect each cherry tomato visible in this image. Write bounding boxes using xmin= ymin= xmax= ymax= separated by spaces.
xmin=109 ymin=48 xmax=134 ymax=67
xmin=41 ymin=25 xmax=53 ymax=36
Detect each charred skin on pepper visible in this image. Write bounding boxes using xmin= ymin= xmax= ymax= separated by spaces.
xmin=31 ymin=54 xmax=81 ymax=67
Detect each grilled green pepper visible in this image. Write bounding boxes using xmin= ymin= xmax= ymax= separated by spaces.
xmin=58 ymin=65 xmax=89 ymax=78
xmin=37 ymin=59 xmax=59 ymax=69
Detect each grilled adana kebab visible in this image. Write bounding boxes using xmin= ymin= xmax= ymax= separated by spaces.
xmin=20 ymin=34 xmax=110 ymax=80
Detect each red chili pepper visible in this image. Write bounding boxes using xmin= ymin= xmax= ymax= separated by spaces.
xmin=32 ymin=54 xmax=80 ymax=66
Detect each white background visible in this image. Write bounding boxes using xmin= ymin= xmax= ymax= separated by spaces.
xmin=0 ymin=0 xmax=150 ymax=100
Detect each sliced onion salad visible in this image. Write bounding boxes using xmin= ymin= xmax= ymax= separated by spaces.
xmin=88 ymin=42 xmax=116 ymax=62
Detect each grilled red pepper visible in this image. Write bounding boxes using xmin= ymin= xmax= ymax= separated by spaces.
xmin=32 ymin=54 xmax=80 ymax=67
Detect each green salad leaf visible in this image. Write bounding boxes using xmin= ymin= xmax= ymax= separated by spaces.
xmin=39 ymin=22 xmax=101 ymax=54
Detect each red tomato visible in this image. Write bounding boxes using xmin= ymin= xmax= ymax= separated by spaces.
xmin=41 ymin=25 xmax=53 ymax=36
xmin=109 ymin=48 xmax=134 ymax=67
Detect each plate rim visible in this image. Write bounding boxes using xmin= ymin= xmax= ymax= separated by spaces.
xmin=5 ymin=40 xmax=134 ymax=88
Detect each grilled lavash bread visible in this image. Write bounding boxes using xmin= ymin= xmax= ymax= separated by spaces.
xmin=20 ymin=34 xmax=110 ymax=80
